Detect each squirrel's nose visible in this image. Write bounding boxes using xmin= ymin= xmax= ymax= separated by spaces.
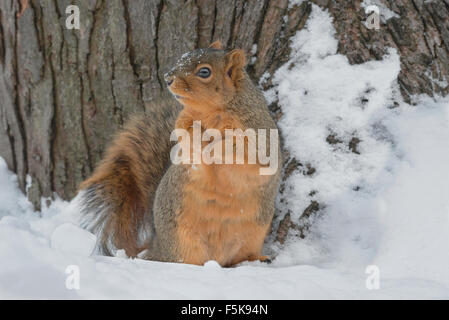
xmin=166 ymin=78 xmax=174 ymax=86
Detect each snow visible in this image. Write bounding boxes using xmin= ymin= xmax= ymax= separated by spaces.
xmin=50 ymin=223 xmax=96 ymax=256
xmin=288 ymin=0 xmax=305 ymax=10
xmin=361 ymin=0 xmax=400 ymax=22
xmin=265 ymin=6 xmax=401 ymax=223
xmin=1 ymin=5 xmax=448 ymax=299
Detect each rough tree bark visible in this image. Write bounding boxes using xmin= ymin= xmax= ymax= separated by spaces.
xmin=0 ymin=0 xmax=448 ymax=240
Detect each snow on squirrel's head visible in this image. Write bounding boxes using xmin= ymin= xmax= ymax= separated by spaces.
xmin=164 ymin=41 xmax=247 ymax=112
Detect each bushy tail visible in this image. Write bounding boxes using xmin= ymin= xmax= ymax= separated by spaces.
xmin=77 ymin=96 xmax=181 ymax=257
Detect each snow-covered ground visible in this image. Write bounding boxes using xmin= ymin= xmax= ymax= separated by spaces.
xmin=1 ymin=5 xmax=448 ymax=299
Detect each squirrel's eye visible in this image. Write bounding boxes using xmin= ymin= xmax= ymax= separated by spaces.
xmin=196 ymin=67 xmax=211 ymax=79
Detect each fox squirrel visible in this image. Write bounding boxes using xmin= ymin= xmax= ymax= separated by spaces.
xmin=78 ymin=41 xmax=281 ymax=267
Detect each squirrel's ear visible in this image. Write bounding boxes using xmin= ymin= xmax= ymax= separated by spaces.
xmin=209 ymin=40 xmax=223 ymax=50
xmin=225 ymin=49 xmax=246 ymax=84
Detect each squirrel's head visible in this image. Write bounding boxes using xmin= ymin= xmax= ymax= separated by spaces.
xmin=164 ymin=41 xmax=247 ymax=111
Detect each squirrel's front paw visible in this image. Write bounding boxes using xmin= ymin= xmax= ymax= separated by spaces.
xmin=248 ymin=255 xmax=272 ymax=264
xmin=258 ymin=255 xmax=272 ymax=264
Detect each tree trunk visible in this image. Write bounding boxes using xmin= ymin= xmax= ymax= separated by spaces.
xmin=1 ymin=0 xmax=448 ymax=236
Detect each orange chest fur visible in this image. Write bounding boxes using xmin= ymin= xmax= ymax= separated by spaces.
xmin=177 ymin=109 xmax=268 ymax=222
xmin=184 ymin=162 xmax=265 ymax=219
xmin=173 ymin=109 xmax=272 ymax=266
xmin=175 ymin=162 xmax=269 ymax=266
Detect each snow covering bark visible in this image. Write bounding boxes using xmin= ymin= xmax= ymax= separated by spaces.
xmin=0 ymin=5 xmax=448 ymax=299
